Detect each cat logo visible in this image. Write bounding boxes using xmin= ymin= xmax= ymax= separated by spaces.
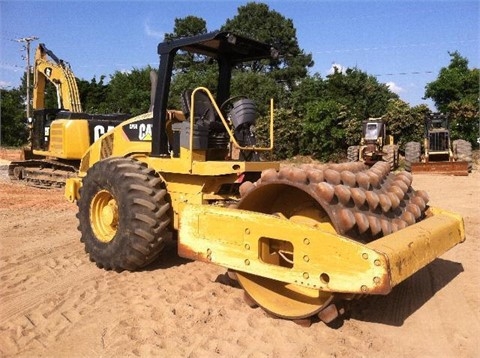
xmin=122 ymin=120 xmax=153 ymax=142
xmin=94 ymin=125 xmax=115 ymax=142
xmin=139 ymin=123 xmax=153 ymax=141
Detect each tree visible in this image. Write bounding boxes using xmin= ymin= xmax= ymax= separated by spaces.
xmin=230 ymin=71 xmax=282 ymax=115
xmin=447 ymin=101 xmax=479 ymax=145
xmin=325 ymin=68 xmax=398 ymax=121
xmin=256 ymin=108 xmax=304 ymax=160
xmin=289 ymin=74 xmax=326 ymax=116
xmin=383 ymin=99 xmax=429 ymax=148
xmin=301 ymin=99 xmax=348 ymax=161
xmin=320 ymin=68 xmax=399 ymax=152
xmin=164 ymin=16 xmax=208 ymax=41
xmin=425 ymin=52 xmax=479 ymax=112
xmin=164 ymin=16 xmax=209 ymax=74
xmin=164 ymin=16 xmax=217 ymax=109
xmin=105 ymin=67 xmax=155 ymax=115
xmin=77 ymin=76 xmax=110 ymax=113
xmin=425 ymin=52 xmax=479 ymax=146
xmin=1 ymin=88 xmax=28 ymax=146
xmin=222 ymin=2 xmax=313 ymax=91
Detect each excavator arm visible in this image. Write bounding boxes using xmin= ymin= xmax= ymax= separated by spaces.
xmin=32 ymin=43 xmax=82 ymax=112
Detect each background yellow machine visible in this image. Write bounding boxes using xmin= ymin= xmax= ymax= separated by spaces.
xmin=404 ymin=113 xmax=472 ymax=175
xmin=8 ymin=43 xmax=129 ymax=187
xmin=65 ymin=32 xmax=465 ymax=324
xmin=347 ymin=117 xmax=399 ymax=170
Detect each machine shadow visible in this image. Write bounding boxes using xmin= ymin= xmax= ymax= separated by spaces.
xmin=344 ymin=258 xmax=464 ymax=327
xmin=142 ymin=239 xmax=193 ymax=271
xmin=141 ymin=241 xmax=463 ymax=329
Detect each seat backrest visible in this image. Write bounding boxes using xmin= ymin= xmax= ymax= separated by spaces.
xmin=181 ymin=89 xmax=216 ymax=124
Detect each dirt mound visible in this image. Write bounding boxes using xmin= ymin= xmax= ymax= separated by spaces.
xmin=0 ymin=148 xmax=22 ymax=162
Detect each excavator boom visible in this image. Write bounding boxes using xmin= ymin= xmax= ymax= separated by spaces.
xmin=33 ymin=43 xmax=82 ymax=112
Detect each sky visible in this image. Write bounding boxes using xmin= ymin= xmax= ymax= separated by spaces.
xmin=1 ymin=0 xmax=479 ymax=110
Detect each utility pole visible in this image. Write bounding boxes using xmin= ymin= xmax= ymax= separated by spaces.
xmin=16 ymin=36 xmax=39 ymax=119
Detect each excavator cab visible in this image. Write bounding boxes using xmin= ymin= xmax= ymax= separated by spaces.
xmin=30 ymin=109 xmax=60 ymax=152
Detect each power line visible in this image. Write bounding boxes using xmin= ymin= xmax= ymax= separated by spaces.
xmin=314 ymin=39 xmax=477 ymax=55
xmin=374 ymin=70 xmax=434 ymax=77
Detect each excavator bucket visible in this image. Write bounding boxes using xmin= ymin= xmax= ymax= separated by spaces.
xmin=411 ymin=161 xmax=469 ymax=176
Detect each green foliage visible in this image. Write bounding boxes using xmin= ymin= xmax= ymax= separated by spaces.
xmin=164 ymin=16 xmax=208 ymax=40
xmin=105 ymin=66 xmax=154 ymax=115
xmin=230 ymin=71 xmax=282 ymax=115
xmin=325 ymin=68 xmax=398 ymax=120
xmin=169 ymin=65 xmax=219 ymax=109
xmin=221 ymin=2 xmax=313 ymax=92
xmin=165 ymin=16 xmax=216 ymax=109
xmin=77 ymin=76 xmax=110 ymax=113
xmin=0 ymin=88 xmax=28 ymax=146
xmin=301 ymin=100 xmax=347 ymax=161
xmin=425 ymin=51 xmax=479 ymax=146
xmin=256 ymin=108 xmax=303 ymax=160
xmin=165 ymin=16 xmax=209 ymax=75
xmin=299 ymin=68 xmax=399 ymax=154
xmin=383 ymin=99 xmax=428 ymax=148
xmin=2 ymin=10 xmax=478 ymax=157
xmin=289 ymin=74 xmax=325 ymax=116
xmin=19 ymin=71 xmax=57 ymax=110
xmin=425 ymin=52 xmax=479 ymax=112
xmin=447 ymin=101 xmax=479 ymax=145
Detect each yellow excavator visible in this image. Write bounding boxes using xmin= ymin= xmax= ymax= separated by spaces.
xmin=64 ymin=32 xmax=465 ymax=325
xmin=8 ymin=43 xmax=129 ymax=187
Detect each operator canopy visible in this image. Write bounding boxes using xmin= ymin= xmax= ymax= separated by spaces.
xmin=152 ymin=31 xmax=279 ymax=157
xmin=157 ymin=31 xmax=279 ymax=63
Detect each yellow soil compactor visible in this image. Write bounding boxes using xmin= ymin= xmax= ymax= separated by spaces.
xmin=64 ymin=32 xmax=465 ymax=324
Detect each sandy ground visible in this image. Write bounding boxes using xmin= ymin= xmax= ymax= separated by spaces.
xmin=0 ymin=149 xmax=479 ymax=358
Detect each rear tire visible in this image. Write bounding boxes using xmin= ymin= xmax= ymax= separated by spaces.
xmin=383 ymin=144 xmax=398 ymax=171
xmin=77 ymin=157 xmax=171 ymax=271
xmin=347 ymin=146 xmax=359 ymax=162
xmin=404 ymin=142 xmax=421 ymax=172
xmin=453 ymin=139 xmax=472 ymax=172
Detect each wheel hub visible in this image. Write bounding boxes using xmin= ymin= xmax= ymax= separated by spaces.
xmin=90 ymin=190 xmax=118 ymax=243
xmin=101 ymin=200 xmax=118 ymax=227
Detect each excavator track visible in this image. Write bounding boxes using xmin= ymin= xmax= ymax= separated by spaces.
xmin=8 ymin=159 xmax=77 ymax=189
xmin=233 ymin=161 xmax=429 ymax=321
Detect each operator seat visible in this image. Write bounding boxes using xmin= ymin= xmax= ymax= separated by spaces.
xmin=181 ymin=89 xmax=216 ymax=124
xmin=180 ymin=89 xmax=228 ymax=151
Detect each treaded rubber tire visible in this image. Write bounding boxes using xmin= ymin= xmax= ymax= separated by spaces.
xmin=404 ymin=142 xmax=421 ymax=172
xmin=383 ymin=144 xmax=398 ymax=171
xmin=77 ymin=157 xmax=171 ymax=271
xmin=347 ymin=146 xmax=359 ymax=162
xmin=453 ymin=139 xmax=472 ymax=172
